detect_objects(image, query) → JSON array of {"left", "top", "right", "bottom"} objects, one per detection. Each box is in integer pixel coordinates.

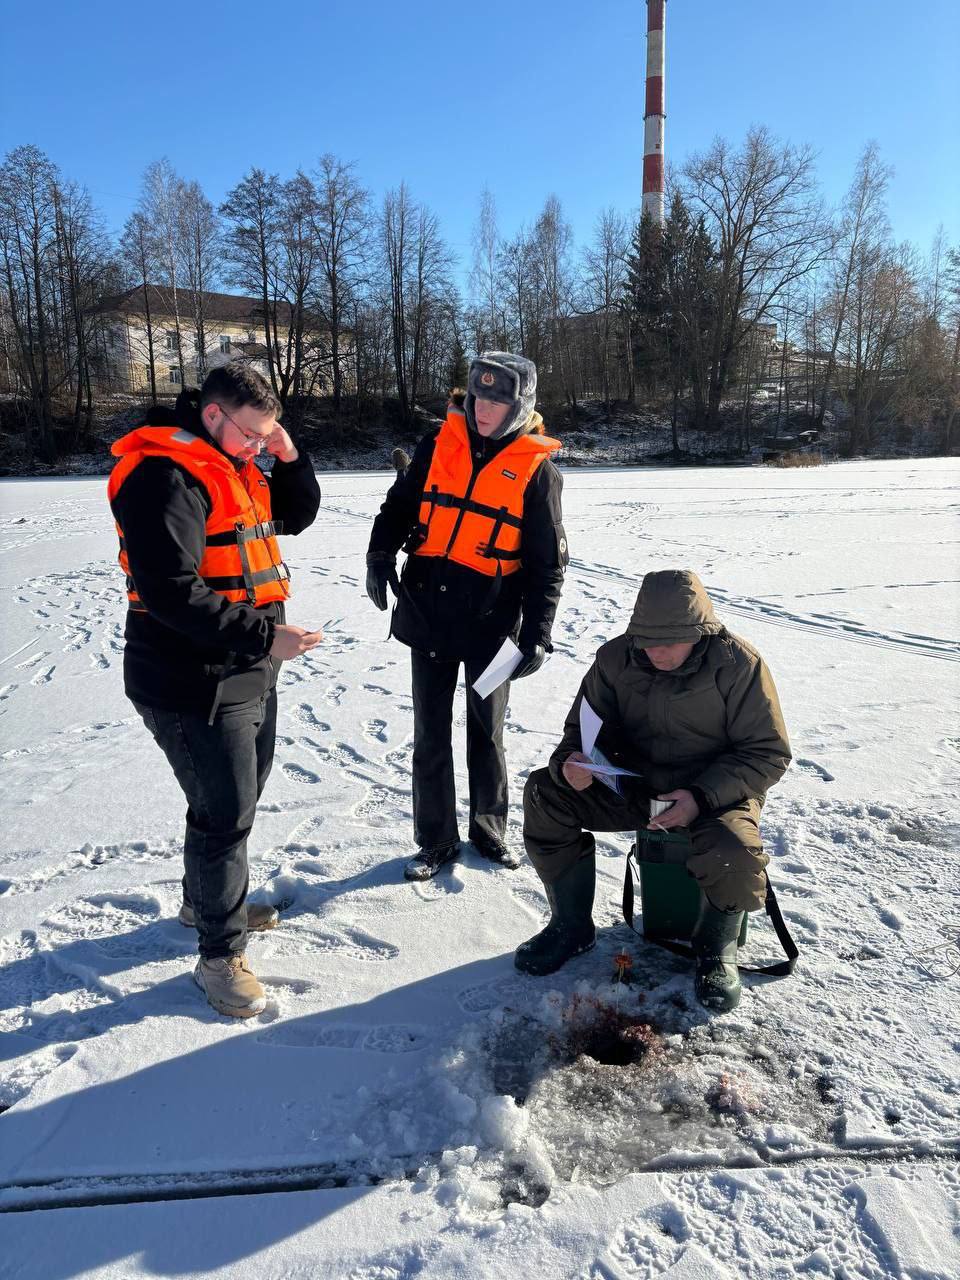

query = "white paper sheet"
[
  {"left": 575, "top": 761, "right": 642, "bottom": 778},
  {"left": 472, "top": 638, "right": 523, "bottom": 700},
  {"left": 579, "top": 698, "right": 603, "bottom": 758}
]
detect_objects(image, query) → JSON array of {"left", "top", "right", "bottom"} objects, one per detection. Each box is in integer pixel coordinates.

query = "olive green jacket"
[{"left": 550, "top": 629, "right": 792, "bottom": 813}]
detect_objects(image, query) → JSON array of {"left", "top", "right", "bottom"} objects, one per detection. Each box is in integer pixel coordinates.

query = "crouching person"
[{"left": 515, "top": 569, "right": 791, "bottom": 1012}]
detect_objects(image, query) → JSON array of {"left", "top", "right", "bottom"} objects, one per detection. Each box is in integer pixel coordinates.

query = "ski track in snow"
[
  {"left": 569, "top": 557, "right": 960, "bottom": 663},
  {"left": 0, "top": 461, "right": 958, "bottom": 1277}
]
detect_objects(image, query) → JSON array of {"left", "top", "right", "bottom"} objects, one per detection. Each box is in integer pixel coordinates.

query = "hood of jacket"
[{"left": 626, "top": 569, "right": 724, "bottom": 648}]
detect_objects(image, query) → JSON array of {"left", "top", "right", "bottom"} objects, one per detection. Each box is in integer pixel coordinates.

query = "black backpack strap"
[
  {"left": 622, "top": 845, "right": 638, "bottom": 930},
  {"left": 622, "top": 852, "right": 798, "bottom": 977},
  {"left": 750, "top": 873, "right": 799, "bottom": 976}
]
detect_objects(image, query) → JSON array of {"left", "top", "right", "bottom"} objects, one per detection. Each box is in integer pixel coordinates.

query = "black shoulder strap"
[{"left": 622, "top": 849, "right": 798, "bottom": 977}]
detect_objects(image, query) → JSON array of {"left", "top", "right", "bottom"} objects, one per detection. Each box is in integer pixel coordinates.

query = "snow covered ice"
[{"left": 0, "top": 458, "right": 958, "bottom": 1277}]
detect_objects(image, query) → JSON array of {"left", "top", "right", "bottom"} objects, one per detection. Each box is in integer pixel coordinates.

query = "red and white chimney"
[{"left": 642, "top": 0, "right": 666, "bottom": 225}]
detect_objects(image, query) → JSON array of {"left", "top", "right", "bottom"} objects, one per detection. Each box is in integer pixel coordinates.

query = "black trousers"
[
  {"left": 410, "top": 650, "right": 510, "bottom": 849},
  {"left": 133, "top": 690, "right": 277, "bottom": 958}
]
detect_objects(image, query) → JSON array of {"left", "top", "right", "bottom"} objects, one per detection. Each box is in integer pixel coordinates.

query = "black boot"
[
  {"left": 691, "top": 893, "right": 744, "bottom": 1012},
  {"left": 404, "top": 840, "right": 460, "bottom": 881},
  {"left": 471, "top": 833, "right": 522, "bottom": 870},
  {"left": 514, "top": 855, "right": 596, "bottom": 975}
]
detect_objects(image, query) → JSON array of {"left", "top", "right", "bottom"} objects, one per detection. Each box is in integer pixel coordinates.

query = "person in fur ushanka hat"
[{"left": 365, "top": 352, "right": 569, "bottom": 881}]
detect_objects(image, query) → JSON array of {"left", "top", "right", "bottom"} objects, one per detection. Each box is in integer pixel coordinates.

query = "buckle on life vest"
[{"left": 404, "top": 524, "right": 428, "bottom": 554}]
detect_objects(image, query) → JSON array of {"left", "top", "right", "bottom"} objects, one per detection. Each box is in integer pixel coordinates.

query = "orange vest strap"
[{"left": 203, "top": 519, "right": 284, "bottom": 547}]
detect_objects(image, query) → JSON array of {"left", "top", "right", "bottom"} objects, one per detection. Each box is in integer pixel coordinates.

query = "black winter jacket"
[
  {"left": 109, "top": 393, "right": 321, "bottom": 713},
  {"left": 366, "top": 421, "right": 567, "bottom": 660}
]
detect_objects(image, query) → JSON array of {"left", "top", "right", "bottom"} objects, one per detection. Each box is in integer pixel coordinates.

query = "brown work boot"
[
  {"left": 179, "top": 901, "right": 279, "bottom": 932},
  {"left": 194, "top": 953, "right": 266, "bottom": 1018}
]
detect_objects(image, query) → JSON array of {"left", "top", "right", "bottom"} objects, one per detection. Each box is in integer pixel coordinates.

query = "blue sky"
[{"left": 2, "top": 0, "right": 957, "bottom": 279}]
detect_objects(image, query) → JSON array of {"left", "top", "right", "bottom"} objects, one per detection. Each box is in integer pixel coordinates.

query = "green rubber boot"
[
  {"left": 514, "top": 855, "right": 596, "bottom": 976},
  {"left": 691, "top": 893, "right": 744, "bottom": 1012}
]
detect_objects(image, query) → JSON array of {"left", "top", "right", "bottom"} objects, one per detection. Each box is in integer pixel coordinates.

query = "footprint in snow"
[
  {"left": 796, "top": 757, "right": 835, "bottom": 782},
  {"left": 14, "top": 650, "right": 50, "bottom": 670},
  {"left": 260, "top": 919, "right": 399, "bottom": 964},
  {"left": 292, "top": 703, "right": 331, "bottom": 732},
  {"left": 282, "top": 762, "right": 321, "bottom": 785},
  {"left": 0, "top": 1043, "right": 79, "bottom": 1112},
  {"left": 875, "top": 906, "right": 903, "bottom": 931},
  {"left": 363, "top": 718, "right": 388, "bottom": 743}
]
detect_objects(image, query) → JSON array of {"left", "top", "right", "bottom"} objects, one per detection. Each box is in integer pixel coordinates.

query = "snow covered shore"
[{"left": 0, "top": 459, "right": 958, "bottom": 1277}]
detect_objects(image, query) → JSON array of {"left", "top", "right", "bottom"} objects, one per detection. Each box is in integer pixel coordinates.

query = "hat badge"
[{"left": 480, "top": 371, "right": 495, "bottom": 387}]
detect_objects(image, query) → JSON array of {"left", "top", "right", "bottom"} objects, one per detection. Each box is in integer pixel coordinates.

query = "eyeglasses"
[{"left": 216, "top": 405, "right": 273, "bottom": 450}]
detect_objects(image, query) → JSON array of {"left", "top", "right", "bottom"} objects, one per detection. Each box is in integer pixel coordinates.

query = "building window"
[
  {"left": 220, "top": 335, "right": 231, "bottom": 354},
  {"left": 168, "top": 366, "right": 181, "bottom": 385},
  {"left": 165, "top": 331, "right": 179, "bottom": 351}
]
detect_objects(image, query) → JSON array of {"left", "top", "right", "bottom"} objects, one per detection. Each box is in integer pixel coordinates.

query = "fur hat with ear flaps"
[
  {"left": 627, "top": 569, "right": 725, "bottom": 648},
  {"left": 464, "top": 351, "right": 538, "bottom": 439}
]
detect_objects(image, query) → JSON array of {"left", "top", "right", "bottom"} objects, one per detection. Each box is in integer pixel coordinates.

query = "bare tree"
[
  {"left": 531, "top": 195, "right": 576, "bottom": 405},
  {"left": 139, "top": 159, "right": 187, "bottom": 384},
  {"left": 941, "top": 248, "right": 960, "bottom": 451},
  {"left": 470, "top": 189, "right": 503, "bottom": 350},
  {"left": 119, "top": 212, "right": 159, "bottom": 402},
  {"left": 312, "top": 154, "right": 369, "bottom": 414},
  {"left": 0, "top": 145, "right": 59, "bottom": 459},
  {"left": 582, "top": 207, "right": 629, "bottom": 410},
  {"left": 221, "top": 168, "right": 283, "bottom": 398},
  {"left": 409, "top": 203, "right": 453, "bottom": 409},
  {"left": 52, "top": 178, "right": 110, "bottom": 442},
  {"left": 381, "top": 184, "right": 414, "bottom": 419},
  {"left": 683, "top": 127, "right": 833, "bottom": 429},
  {"left": 276, "top": 171, "right": 322, "bottom": 412},
  {"left": 843, "top": 240, "right": 922, "bottom": 452},
  {"left": 178, "top": 180, "right": 220, "bottom": 380},
  {"left": 814, "top": 142, "right": 891, "bottom": 427}
]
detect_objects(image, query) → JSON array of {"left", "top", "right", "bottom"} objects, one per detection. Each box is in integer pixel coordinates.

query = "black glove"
[
  {"left": 512, "top": 644, "right": 546, "bottom": 680},
  {"left": 366, "top": 561, "right": 400, "bottom": 611}
]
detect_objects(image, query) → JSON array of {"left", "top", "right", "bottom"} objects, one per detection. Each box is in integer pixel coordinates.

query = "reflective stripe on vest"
[
  {"left": 413, "top": 410, "right": 560, "bottom": 577},
  {"left": 107, "top": 425, "right": 291, "bottom": 611}
]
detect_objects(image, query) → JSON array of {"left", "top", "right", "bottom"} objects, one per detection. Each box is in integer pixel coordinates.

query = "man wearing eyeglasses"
[{"left": 108, "top": 362, "right": 322, "bottom": 1017}]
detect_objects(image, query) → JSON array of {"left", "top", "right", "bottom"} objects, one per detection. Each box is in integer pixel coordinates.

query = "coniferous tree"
[{"left": 626, "top": 208, "right": 668, "bottom": 398}]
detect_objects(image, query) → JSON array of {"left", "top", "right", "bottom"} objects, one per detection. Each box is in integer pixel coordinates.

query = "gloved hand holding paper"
[
  {"left": 578, "top": 698, "right": 642, "bottom": 792},
  {"left": 473, "top": 638, "right": 523, "bottom": 700}
]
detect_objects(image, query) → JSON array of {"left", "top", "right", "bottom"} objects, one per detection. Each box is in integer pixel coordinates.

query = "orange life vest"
[
  {"left": 412, "top": 410, "right": 560, "bottom": 577},
  {"left": 107, "top": 425, "right": 291, "bottom": 612}
]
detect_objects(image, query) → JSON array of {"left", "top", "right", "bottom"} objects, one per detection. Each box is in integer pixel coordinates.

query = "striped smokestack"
[{"left": 642, "top": 0, "right": 666, "bottom": 225}]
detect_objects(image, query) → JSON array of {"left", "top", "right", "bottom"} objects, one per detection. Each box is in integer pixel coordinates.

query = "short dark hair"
[{"left": 200, "top": 362, "right": 281, "bottom": 418}]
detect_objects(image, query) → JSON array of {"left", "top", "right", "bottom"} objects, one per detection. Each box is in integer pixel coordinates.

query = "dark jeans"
[
  {"left": 133, "top": 691, "right": 277, "bottom": 958},
  {"left": 523, "top": 767, "right": 769, "bottom": 913},
  {"left": 410, "top": 650, "right": 509, "bottom": 849}
]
